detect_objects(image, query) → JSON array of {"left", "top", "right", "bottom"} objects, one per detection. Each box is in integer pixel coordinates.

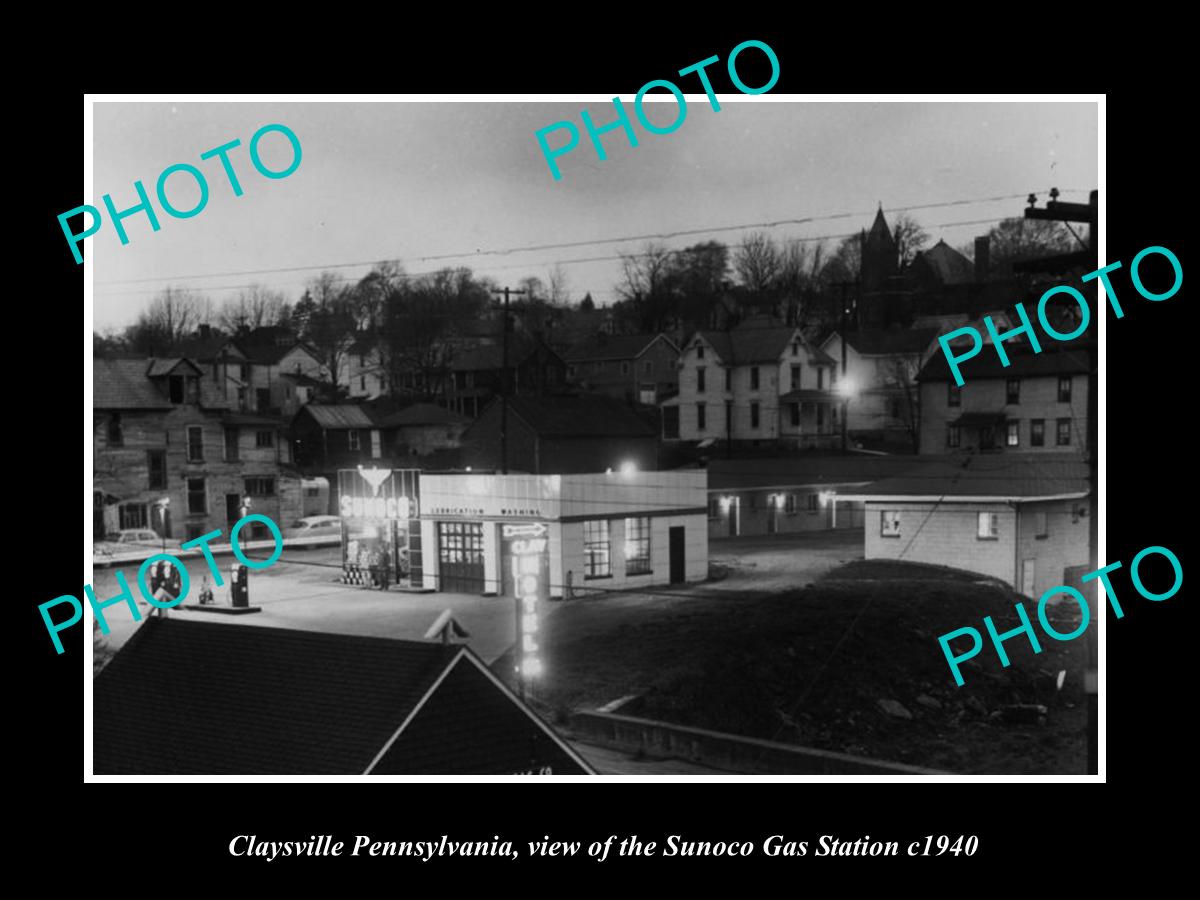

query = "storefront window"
[
  {"left": 624, "top": 517, "right": 651, "bottom": 575},
  {"left": 584, "top": 519, "right": 611, "bottom": 579}
]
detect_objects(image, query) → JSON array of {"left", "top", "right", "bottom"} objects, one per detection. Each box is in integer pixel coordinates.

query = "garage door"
[{"left": 437, "top": 522, "right": 484, "bottom": 594}]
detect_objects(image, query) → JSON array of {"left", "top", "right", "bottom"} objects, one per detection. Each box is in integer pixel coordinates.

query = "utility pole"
[
  {"left": 491, "top": 286, "right": 527, "bottom": 474},
  {"left": 1025, "top": 188, "right": 1098, "bottom": 775}
]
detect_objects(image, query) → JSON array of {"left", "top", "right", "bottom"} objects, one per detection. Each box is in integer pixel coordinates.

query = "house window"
[
  {"left": 695, "top": 343, "right": 704, "bottom": 360},
  {"left": 244, "top": 476, "right": 276, "bottom": 497},
  {"left": 147, "top": 450, "right": 167, "bottom": 489},
  {"left": 696, "top": 403, "right": 706, "bottom": 431},
  {"left": 1034, "top": 511, "right": 1049, "bottom": 539},
  {"left": 663, "top": 406, "right": 680, "bottom": 439},
  {"left": 888, "top": 398, "right": 902, "bottom": 419},
  {"left": 224, "top": 427, "right": 239, "bottom": 461},
  {"left": 697, "top": 367, "right": 706, "bottom": 393},
  {"left": 785, "top": 494, "right": 798, "bottom": 515},
  {"left": 107, "top": 413, "right": 123, "bottom": 447},
  {"left": 750, "top": 402, "right": 760, "bottom": 429},
  {"left": 567, "top": 365, "right": 576, "bottom": 378},
  {"left": 791, "top": 365, "right": 801, "bottom": 389},
  {"left": 1031, "top": 419, "right": 1045, "bottom": 447},
  {"left": 186, "top": 425, "right": 204, "bottom": 462},
  {"left": 169, "top": 375, "right": 185, "bottom": 403},
  {"left": 1056, "top": 418, "right": 1072, "bottom": 446},
  {"left": 1006, "top": 421, "right": 1020, "bottom": 447},
  {"left": 1007, "top": 378, "right": 1021, "bottom": 404},
  {"left": 948, "top": 383, "right": 962, "bottom": 407},
  {"left": 724, "top": 368, "right": 732, "bottom": 391},
  {"left": 583, "top": 519, "right": 611, "bottom": 578},
  {"left": 790, "top": 403, "right": 800, "bottom": 427},
  {"left": 119, "top": 503, "right": 148, "bottom": 530},
  {"left": 947, "top": 425, "right": 961, "bottom": 448},
  {"left": 348, "top": 430, "right": 361, "bottom": 451},
  {"left": 644, "top": 360, "right": 653, "bottom": 374},
  {"left": 240, "top": 363, "right": 252, "bottom": 381},
  {"left": 750, "top": 367, "right": 760, "bottom": 390},
  {"left": 725, "top": 401, "right": 732, "bottom": 434},
  {"left": 359, "top": 376, "right": 366, "bottom": 391},
  {"left": 880, "top": 510, "right": 901, "bottom": 538},
  {"left": 255, "top": 429, "right": 274, "bottom": 449},
  {"left": 707, "top": 498, "right": 719, "bottom": 520},
  {"left": 1058, "top": 376, "right": 1072, "bottom": 403},
  {"left": 977, "top": 511, "right": 999, "bottom": 540},
  {"left": 624, "top": 517, "right": 651, "bottom": 575},
  {"left": 187, "top": 478, "right": 207, "bottom": 514},
  {"left": 791, "top": 341, "right": 799, "bottom": 356},
  {"left": 817, "top": 368, "right": 826, "bottom": 389}
]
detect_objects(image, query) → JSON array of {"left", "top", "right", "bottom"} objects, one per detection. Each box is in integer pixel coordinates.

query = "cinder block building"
[{"left": 842, "top": 454, "right": 1091, "bottom": 599}]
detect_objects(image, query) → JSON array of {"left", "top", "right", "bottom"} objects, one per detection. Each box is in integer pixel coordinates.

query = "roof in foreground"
[
  {"left": 94, "top": 618, "right": 461, "bottom": 774},
  {"left": 298, "top": 403, "right": 377, "bottom": 429},
  {"left": 839, "top": 453, "right": 1090, "bottom": 501}
]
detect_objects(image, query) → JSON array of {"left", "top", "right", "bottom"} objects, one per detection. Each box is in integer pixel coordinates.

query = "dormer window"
[
  {"left": 792, "top": 341, "right": 799, "bottom": 356},
  {"left": 169, "top": 375, "right": 184, "bottom": 403},
  {"left": 695, "top": 343, "right": 704, "bottom": 360}
]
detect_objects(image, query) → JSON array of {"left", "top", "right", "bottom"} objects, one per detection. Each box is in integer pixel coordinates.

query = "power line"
[{"left": 94, "top": 190, "right": 1088, "bottom": 290}]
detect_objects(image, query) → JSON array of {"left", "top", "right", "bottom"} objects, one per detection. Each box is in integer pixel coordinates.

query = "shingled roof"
[
  {"left": 502, "top": 393, "right": 656, "bottom": 437},
  {"left": 840, "top": 453, "right": 1090, "bottom": 501},
  {"left": 93, "top": 357, "right": 230, "bottom": 410},
  {"left": 918, "top": 342, "right": 1092, "bottom": 382},
  {"left": 93, "top": 617, "right": 594, "bottom": 775},
  {"left": 695, "top": 324, "right": 803, "bottom": 365},
  {"left": 298, "top": 403, "right": 377, "bottom": 429}
]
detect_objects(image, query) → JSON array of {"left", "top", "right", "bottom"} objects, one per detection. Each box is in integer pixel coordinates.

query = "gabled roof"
[
  {"left": 564, "top": 333, "right": 678, "bottom": 362},
  {"left": 93, "top": 617, "right": 593, "bottom": 775},
  {"left": 832, "top": 327, "right": 939, "bottom": 356},
  {"left": 915, "top": 239, "right": 975, "bottom": 285},
  {"left": 918, "top": 342, "right": 1091, "bottom": 383},
  {"left": 377, "top": 403, "right": 471, "bottom": 428},
  {"left": 497, "top": 393, "right": 656, "bottom": 438},
  {"left": 93, "top": 357, "right": 229, "bottom": 410},
  {"left": 298, "top": 404, "right": 377, "bottom": 430},
  {"left": 146, "top": 358, "right": 203, "bottom": 378},
  {"left": 692, "top": 323, "right": 806, "bottom": 365},
  {"left": 865, "top": 207, "right": 896, "bottom": 248},
  {"left": 840, "top": 453, "right": 1090, "bottom": 502},
  {"left": 173, "top": 334, "right": 243, "bottom": 362}
]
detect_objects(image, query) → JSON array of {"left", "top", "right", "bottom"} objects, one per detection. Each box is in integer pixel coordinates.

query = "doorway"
[
  {"left": 1021, "top": 558, "right": 1036, "bottom": 596},
  {"left": 669, "top": 526, "right": 685, "bottom": 584}
]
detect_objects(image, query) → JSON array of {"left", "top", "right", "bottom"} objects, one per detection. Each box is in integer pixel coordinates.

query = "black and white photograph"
[{"left": 76, "top": 94, "right": 1111, "bottom": 779}]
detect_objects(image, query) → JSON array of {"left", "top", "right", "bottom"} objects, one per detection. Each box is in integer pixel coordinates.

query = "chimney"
[{"left": 974, "top": 236, "right": 990, "bottom": 281}]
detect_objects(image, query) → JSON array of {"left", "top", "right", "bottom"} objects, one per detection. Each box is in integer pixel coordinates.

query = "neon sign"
[
  {"left": 339, "top": 494, "right": 412, "bottom": 520},
  {"left": 505, "top": 523, "right": 547, "bottom": 683}
]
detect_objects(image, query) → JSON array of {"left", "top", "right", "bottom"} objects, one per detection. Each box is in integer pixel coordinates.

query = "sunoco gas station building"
[{"left": 338, "top": 468, "right": 708, "bottom": 598}]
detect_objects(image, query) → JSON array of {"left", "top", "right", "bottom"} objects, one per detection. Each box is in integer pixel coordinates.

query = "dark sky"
[{"left": 91, "top": 99, "right": 1098, "bottom": 330}]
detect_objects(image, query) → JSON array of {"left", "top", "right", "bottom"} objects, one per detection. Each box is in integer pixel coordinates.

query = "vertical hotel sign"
[
  {"left": 337, "top": 467, "right": 421, "bottom": 587},
  {"left": 503, "top": 522, "right": 548, "bottom": 694}
]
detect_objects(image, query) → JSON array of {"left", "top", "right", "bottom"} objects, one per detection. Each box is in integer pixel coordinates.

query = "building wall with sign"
[{"left": 419, "top": 471, "right": 708, "bottom": 597}]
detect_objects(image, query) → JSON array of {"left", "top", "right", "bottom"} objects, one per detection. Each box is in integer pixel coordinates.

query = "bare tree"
[
  {"left": 547, "top": 263, "right": 571, "bottom": 306},
  {"left": 980, "top": 218, "right": 1079, "bottom": 271},
  {"left": 302, "top": 273, "right": 356, "bottom": 394},
  {"left": 219, "top": 284, "right": 290, "bottom": 334},
  {"left": 882, "top": 353, "right": 924, "bottom": 453},
  {"left": 124, "top": 287, "right": 213, "bottom": 354},
  {"left": 892, "top": 213, "right": 931, "bottom": 268},
  {"left": 733, "top": 231, "right": 782, "bottom": 293}
]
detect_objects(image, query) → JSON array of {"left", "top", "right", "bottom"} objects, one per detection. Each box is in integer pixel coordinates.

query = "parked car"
[
  {"left": 93, "top": 529, "right": 181, "bottom": 563},
  {"left": 285, "top": 515, "right": 342, "bottom": 544}
]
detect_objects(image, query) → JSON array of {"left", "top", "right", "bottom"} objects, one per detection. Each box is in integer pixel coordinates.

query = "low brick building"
[{"left": 841, "top": 454, "right": 1091, "bottom": 599}]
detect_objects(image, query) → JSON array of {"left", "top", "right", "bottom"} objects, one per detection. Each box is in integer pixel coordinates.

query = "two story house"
[
  {"left": 93, "top": 356, "right": 301, "bottom": 543},
  {"left": 917, "top": 341, "right": 1091, "bottom": 454},
  {"left": 662, "top": 320, "right": 840, "bottom": 448},
  {"left": 564, "top": 333, "right": 679, "bottom": 405}
]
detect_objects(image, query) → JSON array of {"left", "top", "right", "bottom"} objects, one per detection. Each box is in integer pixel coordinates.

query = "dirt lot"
[{"left": 521, "top": 557, "right": 1089, "bottom": 775}]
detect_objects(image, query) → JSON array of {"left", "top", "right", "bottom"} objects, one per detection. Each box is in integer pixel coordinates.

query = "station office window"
[
  {"left": 348, "top": 430, "right": 361, "bottom": 451},
  {"left": 977, "top": 511, "right": 999, "bottom": 539},
  {"left": 807, "top": 493, "right": 818, "bottom": 513},
  {"left": 1035, "top": 511, "right": 1049, "bottom": 539},
  {"left": 624, "top": 517, "right": 651, "bottom": 575},
  {"left": 707, "top": 497, "right": 719, "bottom": 520},
  {"left": 880, "top": 510, "right": 901, "bottom": 538},
  {"left": 1006, "top": 421, "right": 1020, "bottom": 447},
  {"left": 1031, "top": 419, "right": 1045, "bottom": 447},
  {"left": 583, "top": 519, "right": 611, "bottom": 579},
  {"left": 785, "top": 494, "right": 798, "bottom": 515}
]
